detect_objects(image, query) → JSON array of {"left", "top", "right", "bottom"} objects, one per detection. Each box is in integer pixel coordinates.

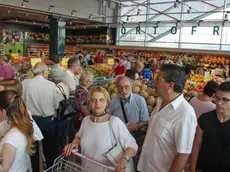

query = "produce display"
[
  {"left": 66, "top": 35, "right": 113, "bottom": 44},
  {"left": 184, "top": 74, "right": 223, "bottom": 94},
  {"left": 104, "top": 79, "right": 157, "bottom": 114},
  {"left": 25, "top": 32, "right": 49, "bottom": 41},
  {"left": 27, "top": 44, "right": 49, "bottom": 58},
  {"left": 88, "top": 64, "right": 111, "bottom": 77}
]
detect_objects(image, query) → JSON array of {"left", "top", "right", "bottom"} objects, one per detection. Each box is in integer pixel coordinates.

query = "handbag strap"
[
  {"left": 120, "top": 99, "right": 128, "bottom": 123},
  {"left": 57, "top": 85, "right": 67, "bottom": 100}
]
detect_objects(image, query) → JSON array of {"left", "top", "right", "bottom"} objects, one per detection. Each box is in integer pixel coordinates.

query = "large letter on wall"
[
  {"left": 121, "top": 26, "right": 126, "bottom": 34},
  {"left": 213, "top": 26, "right": 220, "bottom": 35},
  {"left": 171, "top": 26, "right": 177, "bottom": 34},
  {"left": 191, "top": 26, "right": 197, "bottom": 35},
  {"left": 136, "top": 26, "right": 141, "bottom": 34}
]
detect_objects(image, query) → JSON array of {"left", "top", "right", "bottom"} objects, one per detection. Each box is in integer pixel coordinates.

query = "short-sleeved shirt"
[
  {"left": 94, "top": 56, "right": 104, "bottom": 63},
  {"left": 62, "top": 69, "right": 76, "bottom": 92},
  {"left": 0, "top": 128, "right": 31, "bottom": 172},
  {"left": 109, "top": 93, "right": 149, "bottom": 124},
  {"left": 138, "top": 94, "right": 197, "bottom": 172},
  {"left": 114, "top": 65, "right": 126, "bottom": 76},
  {"left": 189, "top": 97, "right": 216, "bottom": 118},
  {"left": 197, "top": 110, "right": 230, "bottom": 171}
]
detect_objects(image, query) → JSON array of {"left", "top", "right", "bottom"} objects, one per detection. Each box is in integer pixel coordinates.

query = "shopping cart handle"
[{"left": 71, "top": 149, "right": 115, "bottom": 171}]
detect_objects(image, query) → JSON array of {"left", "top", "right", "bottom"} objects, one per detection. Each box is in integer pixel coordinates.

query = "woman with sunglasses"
[
  {"left": 190, "top": 81, "right": 230, "bottom": 172},
  {"left": 0, "top": 90, "right": 34, "bottom": 171}
]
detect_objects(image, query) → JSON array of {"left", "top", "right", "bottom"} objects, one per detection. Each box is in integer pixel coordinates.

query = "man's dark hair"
[
  {"left": 160, "top": 64, "right": 186, "bottom": 93},
  {"left": 125, "top": 69, "right": 137, "bottom": 80},
  {"left": 203, "top": 80, "right": 219, "bottom": 97},
  {"left": 183, "top": 64, "right": 192, "bottom": 76},
  {"left": 218, "top": 81, "right": 230, "bottom": 93},
  {"left": 67, "top": 57, "right": 79, "bottom": 68}
]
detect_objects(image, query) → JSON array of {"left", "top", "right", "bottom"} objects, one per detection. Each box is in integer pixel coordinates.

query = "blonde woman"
[
  {"left": 75, "top": 71, "right": 94, "bottom": 130},
  {"left": 64, "top": 86, "right": 138, "bottom": 172},
  {"left": 0, "top": 90, "right": 34, "bottom": 171}
]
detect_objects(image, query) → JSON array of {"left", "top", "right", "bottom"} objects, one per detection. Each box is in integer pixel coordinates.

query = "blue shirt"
[
  {"left": 85, "top": 54, "right": 91, "bottom": 63},
  {"left": 109, "top": 93, "right": 149, "bottom": 124}
]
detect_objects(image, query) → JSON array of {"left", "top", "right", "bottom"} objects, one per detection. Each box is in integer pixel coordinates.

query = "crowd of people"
[{"left": 0, "top": 54, "right": 230, "bottom": 172}]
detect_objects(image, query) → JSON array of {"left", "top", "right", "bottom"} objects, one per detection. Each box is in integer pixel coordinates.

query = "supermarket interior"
[{"left": 1, "top": 0, "right": 230, "bottom": 172}]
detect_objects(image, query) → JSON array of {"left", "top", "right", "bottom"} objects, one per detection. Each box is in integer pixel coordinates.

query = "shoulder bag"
[
  {"left": 57, "top": 85, "right": 81, "bottom": 121},
  {"left": 106, "top": 116, "right": 135, "bottom": 172},
  {"left": 120, "top": 99, "right": 147, "bottom": 146}
]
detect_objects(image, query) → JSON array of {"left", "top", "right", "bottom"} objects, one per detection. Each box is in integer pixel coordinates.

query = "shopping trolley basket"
[{"left": 44, "top": 149, "right": 115, "bottom": 172}]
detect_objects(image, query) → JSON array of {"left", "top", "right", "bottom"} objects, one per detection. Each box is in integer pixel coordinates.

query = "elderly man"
[
  {"left": 22, "top": 62, "right": 59, "bottom": 169},
  {"left": 109, "top": 76, "right": 149, "bottom": 133},
  {"left": 62, "top": 57, "right": 81, "bottom": 94},
  {"left": 138, "top": 64, "right": 197, "bottom": 172}
]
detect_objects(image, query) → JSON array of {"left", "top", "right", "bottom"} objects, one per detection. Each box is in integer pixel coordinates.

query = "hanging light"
[
  {"left": 187, "top": 7, "right": 191, "bottom": 14},
  {"left": 84, "top": 26, "right": 86, "bottom": 29},
  {"left": 48, "top": 5, "right": 54, "bottom": 13},
  {"left": 225, "top": 13, "right": 228, "bottom": 19},
  {"left": 137, "top": 9, "right": 140, "bottom": 15},
  {"left": 174, "top": 0, "right": 179, "bottom": 8},
  {"left": 21, "top": 2, "right": 25, "bottom": 8},
  {"left": 69, "top": 20, "right": 72, "bottom": 25},
  {"left": 15, "top": 18, "right": 18, "bottom": 22},
  {"left": 119, "top": 4, "right": 122, "bottom": 10},
  {"left": 96, "top": 24, "right": 98, "bottom": 28},
  {"left": 41, "top": 25, "right": 44, "bottom": 28},
  {"left": 8, "top": 8, "right": 11, "bottom": 14},
  {"left": 71, "top": 10, "right": 76, "bottom": 17},
  {"left": 108, "top": 23, "right": 111, "bottom": 28},
  {"left": 89, "top": 14, "right": 92, "bottom": 20},
  {"left": 126, "top": 16, "right": 130, "bottom": 21},
  {"left": 33, "top": 21, "right": 36, "bottom": 24},
  {"left": 103, "top": 0, "right": 107, "bottom": 7},
  {"left": 26, "top": 13, "right": 29, "bottom": 17},
  {"left": 45, "top": 15, "right": 49, "bottom": 20}
]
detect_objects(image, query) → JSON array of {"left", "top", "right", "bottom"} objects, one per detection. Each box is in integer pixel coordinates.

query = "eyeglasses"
[
  {"left": 214, "top": 96, "right": 230, "bottom": 104},
  {"left": 117, "top": 85, "right": 131, "bottom": 90}
]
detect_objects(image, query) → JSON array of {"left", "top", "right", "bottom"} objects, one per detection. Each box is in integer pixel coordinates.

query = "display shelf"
[{"left": 27, "top": 43, "right": 49, "bottom": 58}]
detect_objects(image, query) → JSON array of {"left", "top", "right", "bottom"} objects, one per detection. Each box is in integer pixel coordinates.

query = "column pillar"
[{"left": 49, "top": 16, "right": 66, "bottom": 60}]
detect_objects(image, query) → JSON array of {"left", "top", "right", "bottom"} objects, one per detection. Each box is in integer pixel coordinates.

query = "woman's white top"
[
  {"left": 76, "top": 116, "right": 138, "bottom": 172},
  {"left": 0, "top": 127, "right": 31, "bottom": 172},
  {"left": 0, "top": 110, "right": 43, "bottom": 141}
]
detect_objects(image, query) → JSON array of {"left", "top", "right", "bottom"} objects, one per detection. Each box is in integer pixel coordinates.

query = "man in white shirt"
[
  {"left": 138, "top": 64, "right": 197, "bottom": 172},
  {"left": 22, "top": 62, "right": 59, "bottom": 169},
  {"left": 62, "top": 57, "right": 81, "bottom": 94}
]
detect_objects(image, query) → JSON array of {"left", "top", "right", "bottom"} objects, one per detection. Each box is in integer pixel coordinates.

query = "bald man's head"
[{"left": 32, "top": 62, "right": 49, "bottom": 78}]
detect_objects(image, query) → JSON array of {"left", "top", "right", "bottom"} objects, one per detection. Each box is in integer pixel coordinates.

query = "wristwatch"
[{"left": 122, "top": 156, "right": 130, "bottom": 163}]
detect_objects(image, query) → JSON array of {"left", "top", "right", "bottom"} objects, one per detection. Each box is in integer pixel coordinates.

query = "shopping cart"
[{"left": 44, "top": 149, "right": 115, "bottom": 172}]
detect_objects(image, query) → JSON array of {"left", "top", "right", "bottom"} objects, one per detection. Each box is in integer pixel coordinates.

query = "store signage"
[{"left": 121, "top": 26, "right": 220, "bottom": 35}]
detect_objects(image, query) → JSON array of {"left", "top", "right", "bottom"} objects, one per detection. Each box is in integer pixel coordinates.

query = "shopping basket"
[{"left": 44, "top": 149, "right": 115, "bottom": 172}]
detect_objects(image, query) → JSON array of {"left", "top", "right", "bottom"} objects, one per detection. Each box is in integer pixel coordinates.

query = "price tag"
[
  {"left": 107, "top": 58, "right": 114, "bottom": 66},
  {"left": 30, "top": 58, "right": 41, "bottom": 66},
  {"left": 62, "top": 58, "right": 69, "bottom": 69}
]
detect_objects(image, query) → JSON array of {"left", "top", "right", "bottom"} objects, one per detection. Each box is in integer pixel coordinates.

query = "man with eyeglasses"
[
  {"left": 109, "top": 76, "right": 149, "bottom": 135},
  {"left": 190, "top": 81, "right": 230, "bottom": 172}
]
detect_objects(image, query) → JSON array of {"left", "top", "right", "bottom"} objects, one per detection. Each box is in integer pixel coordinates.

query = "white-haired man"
[{"left": 22, "top": 62, "right": 59, "bottom": 170}]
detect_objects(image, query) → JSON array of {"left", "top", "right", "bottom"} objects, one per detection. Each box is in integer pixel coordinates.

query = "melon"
[
  {"left": 108, "top": 79, "right": 115, "bottom": 85},
  {"left": 139, "top": 91, "right": 149, "bottom": 99},
  {"left": 152, "top": 89, "right": 158, "bottom": 97},
  {"left": 104, "top": 83, "right": 109, "bottom": 89},
  {"left": 112, "top": 87, "right": 118, "bottom": 93},
  {"left": 148, "top": 106, "right": 153, "bottom": 113},
  {"left": 140, "top": 84, "right": 147, "bottom": 91},
  {"left": 133, "top": 80, "right": 141, "bottom": 86},
  {"left": 132, "top": 86, "right": 140, "bottom": 93},
  {"left": 147, "top": 96, "right": 156, "bottom": 106},
  {"left": 108, "top": 84, "right": 116, "bottom": 92}
]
